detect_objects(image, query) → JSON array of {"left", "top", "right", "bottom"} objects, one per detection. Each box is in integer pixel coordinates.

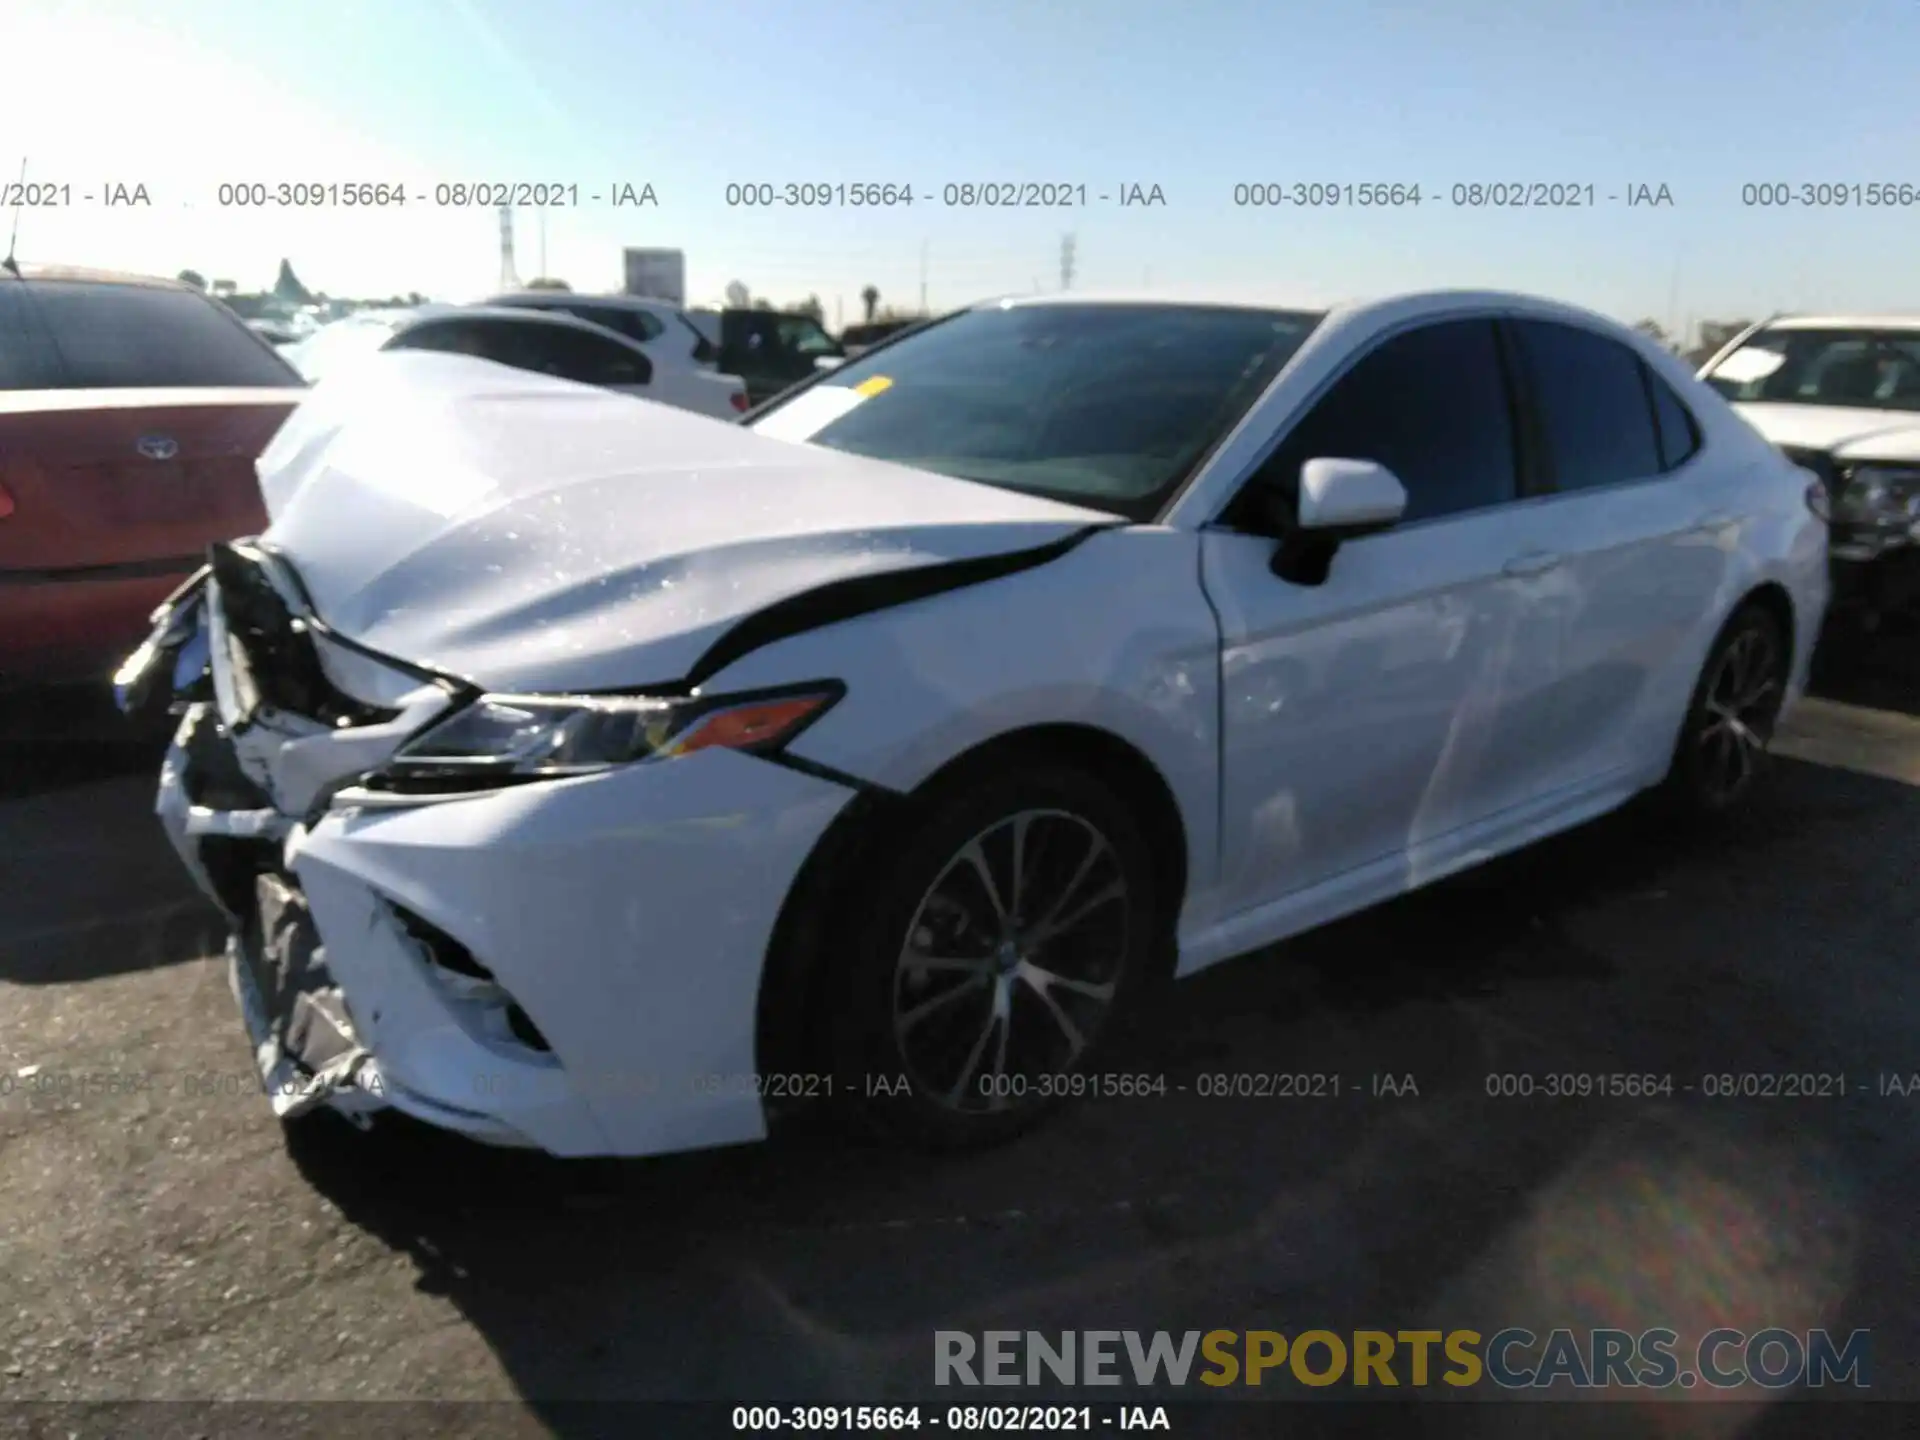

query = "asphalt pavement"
[{"left": 2, "top": 626, "right": 1919, "bottom": 1439}]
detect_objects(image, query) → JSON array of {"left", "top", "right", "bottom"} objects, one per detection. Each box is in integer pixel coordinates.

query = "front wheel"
[
  {"left": 827, "top": 764, "right": 1163, "bottom": 1152},
  {"left": 1664, "top": 603, "right": 1791, "bottom": 819}
]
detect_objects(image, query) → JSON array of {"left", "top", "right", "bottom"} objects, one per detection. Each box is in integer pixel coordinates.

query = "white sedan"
[{"left": 118, "top": 291, "right": 1829, "bottom": 1159}]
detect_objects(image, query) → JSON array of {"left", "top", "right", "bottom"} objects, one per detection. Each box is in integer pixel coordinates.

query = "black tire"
[
  {"left": 1663, "top": 602, "right": 1791, "bottom": 820},
  {"left": 825, "top": 762, "right": 1164, "bottom": 1152}
]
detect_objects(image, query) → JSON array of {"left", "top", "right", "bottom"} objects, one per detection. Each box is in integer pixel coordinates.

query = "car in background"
[
  {"left": 246, "top": 317, "right": 304, "bottom": 347},
  {"left": 1700, "top": 315, "right": 1920, "bottom": 628},
  {"left": 122, "top": 290, "right": 1826, "bottom": 1161},
  {"left": 383, "top": 307, "right": 749, "bottom": 418},
  {"left": 280, "top": 306, "right": 457, "bottom": 384},
  {"left": 485, "top": 290, "right": 751, "bottom": 398},
  {"left": 0, "top": 266, "right": 306, "bottom": 690},
  {"left": 684, "top": 307, "right": 846, "bottom": 406}
]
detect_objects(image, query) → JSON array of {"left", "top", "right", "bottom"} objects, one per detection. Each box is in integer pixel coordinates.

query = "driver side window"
[{"left": 1240, "top": 318, "right": 1520, "bottom": 527}]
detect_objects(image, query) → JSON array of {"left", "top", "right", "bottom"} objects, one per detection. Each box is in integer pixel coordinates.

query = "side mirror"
[
  {"left": 1269, "top": 457, "right": 1407, "bottom": 585},
  {"left": 1296, "top": 457, "right": 1407, "bottom": 533}
]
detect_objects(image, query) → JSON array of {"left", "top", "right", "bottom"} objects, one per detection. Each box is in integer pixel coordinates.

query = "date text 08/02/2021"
[
  {"left": 732, "top": 1405, "right": 1173, "bottom": 1432},
  {"left": 455, "top": 1071, "right": 1431, "bottom": 1104}
]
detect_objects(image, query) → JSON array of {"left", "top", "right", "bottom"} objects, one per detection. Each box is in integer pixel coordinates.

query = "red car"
[{"left": 0, "top": 266, "right": 307, "bottom": 690}]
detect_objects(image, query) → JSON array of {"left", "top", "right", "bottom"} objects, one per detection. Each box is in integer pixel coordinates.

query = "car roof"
[
  {"left": 1759, "top": 314, "right": 1920, "bottom": 332},
  {"left": 399, "top": 304, "right": 642, "bottom": 339},
  {"left": 972, "top": 287, "right": 1645, "bottom": 331},
  {"left": 12, "top": 264, "right": 193, "bottom": 290},
  {"left": 488, "top": 291, "right": 684, "bottom": 315}
]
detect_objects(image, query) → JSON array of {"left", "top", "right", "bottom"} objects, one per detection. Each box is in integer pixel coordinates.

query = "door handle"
[
  {"left": 1502, "top": 551, "right": 1562, "bottom": 578},
  {"left": 1693, "top": 510, "right": 1736, "bottom": 533}
]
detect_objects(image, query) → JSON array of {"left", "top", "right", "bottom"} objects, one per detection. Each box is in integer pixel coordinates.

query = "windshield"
[
  {"left": 746, "top": 302, "right": 1324, "bottom": 518},
  {"left": 1702, "top": 327, "right": 1920, "bottom": 412}
]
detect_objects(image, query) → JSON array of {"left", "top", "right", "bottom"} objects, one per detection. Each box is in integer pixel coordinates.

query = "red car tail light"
[{"left": 730, "top": 391, "right": 750, "bottom": 413}]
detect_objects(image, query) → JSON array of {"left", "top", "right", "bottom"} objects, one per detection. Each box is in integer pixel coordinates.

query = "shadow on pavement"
[
  {"left": 0, "top": 687, "right": 217, "bottom": 984},
  {"left": 0, "top": 684, "right": 168, "bottom": 802}
]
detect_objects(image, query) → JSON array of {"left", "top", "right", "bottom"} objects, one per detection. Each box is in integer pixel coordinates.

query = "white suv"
[{"left": 487, "top": 292, "right": 743, "bottom": 387}]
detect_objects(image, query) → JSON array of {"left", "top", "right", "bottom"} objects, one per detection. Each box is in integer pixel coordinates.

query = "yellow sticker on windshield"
[{"left": 853, "top": 375, "right": 894, "bottom": 397}]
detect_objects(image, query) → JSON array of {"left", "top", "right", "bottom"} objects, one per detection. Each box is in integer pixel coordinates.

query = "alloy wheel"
[
  {"left": 890, "top": 808, "right": 1131, "bottom": 1114},
  {"left": 1692, "top": 623, "right": 1784, "bottom": 807}
]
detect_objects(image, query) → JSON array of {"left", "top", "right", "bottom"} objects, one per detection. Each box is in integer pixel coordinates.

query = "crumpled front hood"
[
  {"left": 254, "top": 352, "right": 1108, "bottom": 693},
  {"left": 1733, "top": 402, "right": 1920, "bottom": 457}
]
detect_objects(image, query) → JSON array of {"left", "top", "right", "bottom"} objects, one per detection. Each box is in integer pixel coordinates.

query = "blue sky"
[{"left": 6, "top": 0, "right": 1915, "bottom": 335}]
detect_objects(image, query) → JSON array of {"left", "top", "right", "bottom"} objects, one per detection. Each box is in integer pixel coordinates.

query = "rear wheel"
[
  {"left": 1664, "top": 603, "right": 1790, "bottom": 818},
  {"left": 827, "top": 764, "right": 1162, "bottom": 1151}
]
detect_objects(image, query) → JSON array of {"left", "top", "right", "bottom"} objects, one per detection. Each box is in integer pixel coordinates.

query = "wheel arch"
[
  {"left": 1738, "top": 578, "right": 1798, "bottom": 673},
  {"left": 753, "top": 722, "right": 1190, "bottom": 1096}
]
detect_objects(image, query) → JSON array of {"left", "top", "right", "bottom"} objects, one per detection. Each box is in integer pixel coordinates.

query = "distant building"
[{"left": 623, "top": 249, "right": 686, "bottom": 305}]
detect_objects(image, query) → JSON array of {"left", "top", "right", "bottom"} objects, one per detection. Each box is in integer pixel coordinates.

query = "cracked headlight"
[
  {"left": 378, "top": 683, "right": 843, "bottom": 790},
  {"left": 1834, "top": 464, "right": 1920, "bottom": 532}
]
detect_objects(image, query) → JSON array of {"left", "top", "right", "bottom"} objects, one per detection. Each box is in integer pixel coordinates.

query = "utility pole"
[
  {"left": 539, "top": 209, "right": 548, "bottom": 280},
  {"left": 497, "top": 205, "right": 520, "bottom": 291},
  {"left": 1059, "top": 234, "right": 1076, "bottom": 292},
  {"left": 919, "top": 240, "right": 928, "bottom": 314},
  {"left": 836, "top": 295, "right": 844, "bottom": 328}
]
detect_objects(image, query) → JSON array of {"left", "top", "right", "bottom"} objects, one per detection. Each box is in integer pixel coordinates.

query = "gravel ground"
[{"left": 1, "top": 626, "right": 1918, "bottom": 1439}]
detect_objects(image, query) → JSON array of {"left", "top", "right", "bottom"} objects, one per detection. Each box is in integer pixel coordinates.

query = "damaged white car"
[{"left": 119, "top": 294, "right": 1828, "bottom": 1159}]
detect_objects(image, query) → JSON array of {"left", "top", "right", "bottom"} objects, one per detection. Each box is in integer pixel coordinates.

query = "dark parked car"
[
  {"left": 687, "top": 308, "right": 845, "bottom": 406},
  {"left": 0, "top": 267, "right": 306, "bottom": 689},
  {"left": 840, "top": 318, "right": 922, "bottom": 355}
]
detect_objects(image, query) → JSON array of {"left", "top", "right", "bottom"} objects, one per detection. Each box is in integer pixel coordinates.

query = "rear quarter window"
[
  {"left": 24, "top": 282, "right": 301, "bottom": 389},
  {"left": 1645, "top": 367, "right": 1703, "bottom": 470}
]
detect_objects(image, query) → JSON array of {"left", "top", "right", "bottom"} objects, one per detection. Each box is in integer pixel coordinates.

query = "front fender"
[{"left": 699, "top": 526, "right": 1226, "bottom": 932}]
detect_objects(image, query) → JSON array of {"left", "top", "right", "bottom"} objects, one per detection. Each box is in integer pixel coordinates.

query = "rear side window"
[
  {"left": 24, "top": 281, "right": 301, "bottom": 389},
  {"left": 490, "top": 295, "right": 665, "bottom": 347},
  {"left": 1512, "top": 319, "right": 1661, "bottom": 492},
  {"left": 391, "top": 318, "right": 650, "bottom": 387},
  {"left": 387, "top": 318, "right": 493, "bottom": 359},
  {"left": 1645, "top": 369, "right": 1702, "bottom": 470},
  {"left": 524, "top": 326, "right": 651, "bottom": 387},
  {"left": 677, "top": 315, "right": 718, "bottom": 364},
  {"left": 556, "top": 304, "right": 663, "bottom": 345},
  {"left": 0, "top": 285, "right": 68, "bottom": 388}
]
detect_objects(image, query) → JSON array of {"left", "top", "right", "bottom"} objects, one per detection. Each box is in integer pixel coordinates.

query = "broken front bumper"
[
  {"left": 155, "top": 699, "right": 859, "bottom": 1158},
  {"left": 228, "top": 867, "right": 386, "bottom": 1126},
  {"left": 133, "top": 546, "right": 864, "bottom": 1158}
]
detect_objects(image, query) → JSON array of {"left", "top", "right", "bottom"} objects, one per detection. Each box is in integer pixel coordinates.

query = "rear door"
[
  {"left": 0, "top": 280, "right": 303, "bottom": 575},
  {"left": 1502, "top": 317, "right": 1737, "bottom": 787}
]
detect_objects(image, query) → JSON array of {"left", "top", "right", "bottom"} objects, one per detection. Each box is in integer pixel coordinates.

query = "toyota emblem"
[{"left": 136, "top": 435, "right": 179, "bottom": 461}]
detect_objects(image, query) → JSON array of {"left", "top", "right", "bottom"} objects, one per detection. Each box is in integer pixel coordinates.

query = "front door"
[{"left": 1200, "top": 317, "right": 1565, "bottom": 926}]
